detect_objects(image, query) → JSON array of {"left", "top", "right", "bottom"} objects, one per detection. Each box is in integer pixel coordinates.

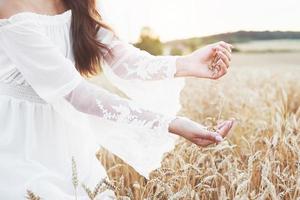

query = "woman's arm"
[
  {"left": 64, "top": 79, "right": 234, "bottom": 145},
  {"left": 64, "top": 79, "right": 176, "bottom": 132},
  {"left": 98, "top": 28, "right": 233, "bottom": 81},
  {"left": 0, "top": 20, "right": 232, "bottom": 146},
  {"left": 98, "top": 28, "right": 178, "bottom": 81}
]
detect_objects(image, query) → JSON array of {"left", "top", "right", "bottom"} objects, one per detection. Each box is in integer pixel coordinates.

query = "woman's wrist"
[
  {"left": 175, "top": 56, "right": 192, "bottom": 78},
  {"left": 168, "top": 116, "right": 190, "bottom": 136},
  {"left": 168, "top": 116, "right": 179, "bottom": 134}
]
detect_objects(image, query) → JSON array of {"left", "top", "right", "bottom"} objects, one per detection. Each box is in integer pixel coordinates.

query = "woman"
[{"left": 0, "top": 0, "right": 234, "bottom": 199}]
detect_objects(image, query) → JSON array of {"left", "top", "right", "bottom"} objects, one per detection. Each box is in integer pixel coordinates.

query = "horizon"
[
  {"left": 162, "top": 30, "right": 300, "bottom": 43},
  {"left": 98, "top": 0, "right": 300, "bottom": 43}
]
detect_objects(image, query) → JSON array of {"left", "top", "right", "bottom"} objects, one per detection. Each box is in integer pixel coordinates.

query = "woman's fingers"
[
  {"left": 217, "top": 120, "right": 228, "bottom": 130},
  {"left": 218, "top": 118, "right": 235, "bottom": 129},
  {"left": 195, "top": 139, "right": 215, "bottom": 147},
  {"left": 216, "top": 59, "right": 228, "bottom": 75},
  {"left": 210, "top": 53, "right": 227, "bottom": 71},
  {"left": 193, "top": 119, "right": 235, "bottom": 147},
  {"left": 216, "top": 51, "right": 230, "bottom": 68},
  {"left": 219, "top": 41, "right": 233, "bottom": 53},
  {"left": 194, "top": 129, "right": 223, "bottom": 147},
  {"left": 217, "top": 120, "right": 234, "bottom": 138},
  {"left": 197, "top": 120, "right": 234, "bottom": 146},
  {"left": 195, "top": 128, "right": 224, "bottom": 143},
  {"left": 213, "top": 46, "right": 232, "bottom": 61}
]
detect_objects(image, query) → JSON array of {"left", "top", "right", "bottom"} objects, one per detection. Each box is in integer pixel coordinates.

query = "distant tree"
[
  {"left": 134, "top": 27, "right": 163, "bottom": 55},
  {"left": 184, "top": 38, "right": 202, "bottom": 52},
  {"left": 170, "top": 47, "right": 183, "bottom": 55}
]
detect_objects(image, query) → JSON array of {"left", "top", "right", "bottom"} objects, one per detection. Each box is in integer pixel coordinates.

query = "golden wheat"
[
  {"left": 24, "top": 56, "right": 300, "bottom": 199},
  {"left": 97, "top": 65, "right": 300, "bottom": 200},
  {"left": 25, "top": 190, "right": 41, "bottom": 200}
]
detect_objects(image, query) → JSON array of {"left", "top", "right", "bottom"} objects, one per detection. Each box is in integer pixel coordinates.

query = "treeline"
[
  {"left": 134, "top": 27, "right": 300, "bottom": 55},
  {"left": 167, "top": 31, "right": 300, "bottom": 46}
]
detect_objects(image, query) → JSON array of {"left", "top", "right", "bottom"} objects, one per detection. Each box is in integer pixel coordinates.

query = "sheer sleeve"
[
  {"left": 0, "top": 20, "right": 182, "bottom": 178},
  {"left": 64, "top": 80, "right": 176, "bottom": 132},
  {"left": 0, "top": 21, "right": 176, "bottom": 132},
  {"left": 97, "top": 27, "right": 178, "bottom": 81},
  {"left": 0, "top": 22, "right": 82, "bottom": 102}
]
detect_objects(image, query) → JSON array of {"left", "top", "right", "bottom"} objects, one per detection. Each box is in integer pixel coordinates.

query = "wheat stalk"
[
  {"left": 25, "top": 190, "right": 41, "bottom": 200},
  {"left": 71, "top": 156, "right": 79, "bottom": 200}
]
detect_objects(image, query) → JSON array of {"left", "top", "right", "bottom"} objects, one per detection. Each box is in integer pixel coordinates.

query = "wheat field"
[{"left": 90, "top": 52, "right": 300, "bottom": 200}]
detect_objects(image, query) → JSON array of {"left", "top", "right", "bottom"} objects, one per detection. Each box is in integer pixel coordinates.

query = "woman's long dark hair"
[{"left": 64, "top": 0, "right": 113, "bottom": 77}]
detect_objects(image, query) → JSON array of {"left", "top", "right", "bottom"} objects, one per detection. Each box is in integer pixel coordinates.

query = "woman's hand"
[
  {"left": 169, "top": 116, "right": 234, "bottom": 147},
  {"left": 175, "top": 41, "right": 233, "bottom": 80}
]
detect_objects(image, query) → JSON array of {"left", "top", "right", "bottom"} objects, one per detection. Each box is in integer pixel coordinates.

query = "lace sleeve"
[
  {"left": 97, "top": 28, "right": 178, "bottom": 81},
  {"left": 0, "top": 19, "right": 180, "bottom": 179},
  {"left": 65, "top": 79, "right": 177, "bottom": 132},
  {"left": 0, "top": 20, "right": 177, "bottom": 133}
]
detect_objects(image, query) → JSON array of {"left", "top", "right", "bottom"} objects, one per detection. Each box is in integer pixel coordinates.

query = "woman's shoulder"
[
  {"left": 0, "top": 4, "right": 71, "bottom": 29},
  {"left": 0, "top": 1, "right": 34, "bottom": 29},
  {"left": 0, "top": 0, "right": 24, "bottom": 19}
]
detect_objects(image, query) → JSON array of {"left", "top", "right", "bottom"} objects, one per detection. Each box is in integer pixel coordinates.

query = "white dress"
[{"left": 0, "top": 9, "right": 185, "bottom": 200}]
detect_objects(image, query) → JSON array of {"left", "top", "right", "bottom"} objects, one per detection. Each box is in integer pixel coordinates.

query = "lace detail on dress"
[
  {"left": 97, "top": 28, "right": 178, "bottom": 81},
  {"left": 0, "top": 68, "right": 30, "bottom": 86},
  {"left": 0, "top": 17, "right": 178, "bottom": 133},
  {"left": 0, "top": 82, "right": 46, "bottom": 103},
  {"left": 65, "top": 80, "right": 176, "bottom": 132},
  {"left": 109, "top": 50, "right": 177, "bottom": 80}
]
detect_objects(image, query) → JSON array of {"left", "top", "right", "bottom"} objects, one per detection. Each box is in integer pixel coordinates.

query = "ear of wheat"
[{"left": 25, "top": 190, "right": 41, "bottom": 200}]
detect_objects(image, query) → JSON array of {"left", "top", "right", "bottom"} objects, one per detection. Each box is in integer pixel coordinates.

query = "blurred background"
[
  {"left": 98, "top": 0, "right": 300, "bottom": 70},
  {"left": 93, "top": 1, "right": 300, "bottom": 199}
]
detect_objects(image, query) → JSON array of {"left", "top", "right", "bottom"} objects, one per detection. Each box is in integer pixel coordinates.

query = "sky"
[{"left": 98, "top": 0, "right": 300, "bottom": 42}]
